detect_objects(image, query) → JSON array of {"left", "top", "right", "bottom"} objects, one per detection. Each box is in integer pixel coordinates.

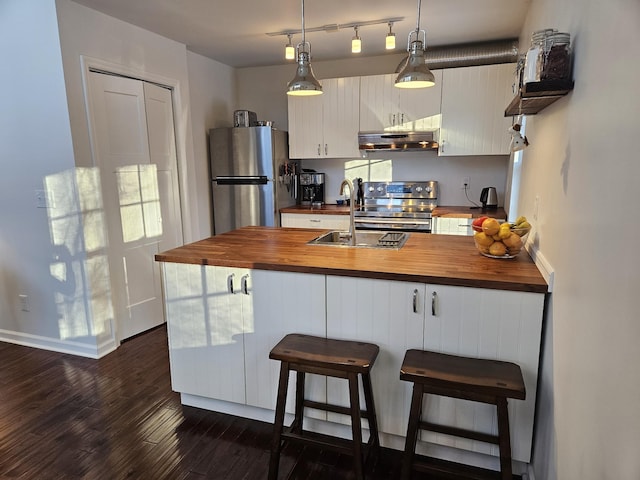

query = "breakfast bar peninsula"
[{"left": 155, "top": 226, "right": 547, "bottom": 472}]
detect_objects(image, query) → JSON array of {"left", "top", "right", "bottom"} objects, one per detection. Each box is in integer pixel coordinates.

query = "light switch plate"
[{"left": 35, "top": 189, "right": 54, "bottom": 208}]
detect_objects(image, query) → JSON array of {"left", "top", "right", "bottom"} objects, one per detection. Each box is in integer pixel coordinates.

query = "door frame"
[{"left": 79, "top": 56, "right": 186, "bottom": 348}]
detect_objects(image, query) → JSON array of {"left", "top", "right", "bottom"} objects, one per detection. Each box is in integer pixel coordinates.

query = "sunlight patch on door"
[{"left": 117, "top": 164, "right": 163, "bottom": 243}]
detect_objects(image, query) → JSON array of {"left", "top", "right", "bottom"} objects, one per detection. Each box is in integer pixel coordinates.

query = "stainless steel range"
[{"left": 354, "top": 181, "right": 438, "bottom": 233}]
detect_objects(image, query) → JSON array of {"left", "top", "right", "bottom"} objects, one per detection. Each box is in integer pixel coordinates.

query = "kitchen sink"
[{"left": 307, "top": 231, "right": 409, "bottom": 249}]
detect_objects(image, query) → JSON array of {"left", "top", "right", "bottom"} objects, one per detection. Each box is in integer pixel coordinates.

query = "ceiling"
[{"left": 70, "top": 0, "right": 531, "bottom": 68}]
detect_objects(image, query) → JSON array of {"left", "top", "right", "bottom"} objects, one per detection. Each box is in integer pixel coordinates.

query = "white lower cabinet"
[
  {"left": 326, "top": 275, "right": 544, "bottom": 463},
  {"left": 326, "top": 276, "right": 424, "bottom": 437},
  {"left": 245, "top": 269, "right": 326, "bottom": 418},
  {"left": 162, "top": 263, "right": 249, "bottom": 404},
  {"left": 163, "top": 264, "right": 326, "bottom": 416},
  {"left": 163, "top": 265, "right": 544, "bottom": 465},
  {"left": 433, "top": 217, "right": 473, "bottom": 236},
  {"left": 281, "top": 212, "right": 349, "bottom": 230}
]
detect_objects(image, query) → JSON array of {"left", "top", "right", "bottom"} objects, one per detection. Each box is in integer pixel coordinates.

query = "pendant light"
[
  {"left": 395, "top": 0, "right": 435, "bottom": 89},
  {"left": 287, "top": 0, "right": 322, "bottom": 96}
]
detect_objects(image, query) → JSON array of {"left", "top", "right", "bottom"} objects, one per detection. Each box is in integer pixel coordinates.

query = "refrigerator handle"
[{"left": 214, "top": 176, "right": 268, "bottom": 185}]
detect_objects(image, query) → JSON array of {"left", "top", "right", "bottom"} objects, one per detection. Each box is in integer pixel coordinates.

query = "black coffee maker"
[{"left": 299, "top": 173, "right": 325, "bottom": 205}]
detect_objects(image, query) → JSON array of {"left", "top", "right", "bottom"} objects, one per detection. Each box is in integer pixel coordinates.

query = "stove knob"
[
  {"left": 368, "top": 186, "right": 375, "bottom": 192},
  {"left": 425, "top": 186, "right": 432, "bottom": 193},
  {"left": 376, "top": 186, "right": 384, "bottom": 193},
  {"left": 415, "top": 186, "right": 423, "bottom": 193}
]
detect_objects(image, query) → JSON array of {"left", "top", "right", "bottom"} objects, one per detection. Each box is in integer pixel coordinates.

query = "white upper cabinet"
[
  {"left": 439, "top": 63, "right": 515, "bottom": 156},
  {"left": 359, "top": 71, "right": 443, "bottom": 132},
  {"left": 287, "top": 77, "right": 360, "bottom": 159},
  {"left": 287, "top": 93, "right": 323, "bottom": 159}
]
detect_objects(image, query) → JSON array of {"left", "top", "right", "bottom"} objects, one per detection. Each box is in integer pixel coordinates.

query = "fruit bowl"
[{"left": 472, "top": 218, "right": 531, "bottom": 259}]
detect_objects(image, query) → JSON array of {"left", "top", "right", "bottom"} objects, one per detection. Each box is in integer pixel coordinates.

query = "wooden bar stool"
[
  {"left": 268, "top": 333, "right": 380, "bottom": 480},
  {"left": 399, "top": 350, "right": 526, "bottom": 480}
]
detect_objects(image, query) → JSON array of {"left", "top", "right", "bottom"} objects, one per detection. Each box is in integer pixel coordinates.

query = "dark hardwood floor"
[{"left": 0, "top": 325, "right": 510, "bottom": 479}]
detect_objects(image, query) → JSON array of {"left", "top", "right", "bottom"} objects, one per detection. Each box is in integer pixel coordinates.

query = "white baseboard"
[
  {"left": 0, "top": 329, "right": 117, "bottom": 358},
  {"left": 525, "top": 241, "right": 554, "bottom": 292}
]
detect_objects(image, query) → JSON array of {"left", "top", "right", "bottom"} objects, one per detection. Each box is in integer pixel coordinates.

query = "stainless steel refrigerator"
[{"left": 209, "top": 126, "right": 296, "bottom": 235}]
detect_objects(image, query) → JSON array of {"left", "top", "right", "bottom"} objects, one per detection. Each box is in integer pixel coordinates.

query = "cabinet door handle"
[
  {"left": 431, "top": 291, "right": 437, "bottom": 316},
  {"left": 440, "top": 140, "right": 445, "bottom": 154},
  {"left": 317, "top": 144, "right": 321, "bottom": 156},
  {"left": 391, "top": 113, "right": 396, "bottom": 126},
  {"left": 241, "top": 274, "right": 250, "bottom": 295},
  {"left": 228, "top": 273, "right": 235, "bottom": 294},
  {"left": 324, "top": 144, "right": 328, "bottom": 155},
  {"left": 309, "top": 219, "right": 321, "bottom": 223},
  {"left": 413, "top": 289, "right": 418, "bottom": 313},
  {"left": 400, "top": 113, "right": 405, "bottom": 124}
]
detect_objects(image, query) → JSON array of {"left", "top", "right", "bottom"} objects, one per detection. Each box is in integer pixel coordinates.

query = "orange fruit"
[
  {"left": 482, "top": 218, "right": 500, "bottom": 236},
  {"left": 489, "top": 241, "right": 507, "bottom": 256}
]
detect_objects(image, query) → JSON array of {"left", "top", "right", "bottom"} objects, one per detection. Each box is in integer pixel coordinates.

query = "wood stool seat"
[
  {"left": 269, "top": 334, "right": 380, "bottom": 480},
  {"left": 400, "top": 350, "right": 526, "bottom": 480}
]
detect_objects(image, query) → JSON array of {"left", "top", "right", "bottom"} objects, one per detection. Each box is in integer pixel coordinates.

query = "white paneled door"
[{"left": 87, "top": 71, "right": 183, "bottom": 342}]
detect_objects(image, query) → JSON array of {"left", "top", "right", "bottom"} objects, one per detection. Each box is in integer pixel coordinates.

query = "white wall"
[
  {"left": 237, "top": 55, "right": 511, "bottom": 207},
  {"left": 300, "top": 155, "right": 508, "bottom": 206},
  {"left": 186, "top": 51, "right": 237, "bottom": 239},
  {"left": 0, "top": 0, "right": 96, "bottom": 353},
  {"left": 518, "top": 1, "right": 640, "bottom": 479}
]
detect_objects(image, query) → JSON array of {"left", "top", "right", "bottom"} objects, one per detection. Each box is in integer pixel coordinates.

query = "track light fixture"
[
  {"left": 285, "top": 34, "right": 295, "bottom": 60},
  {"left": 267, "top": 16, "right": 403, "bottom": 57},
  {"left": 395, "top": 0, "right": 435, "bottom": 89},
  {"left": 352, "top": 26, "right": 362, "bottom": 53},
  {"left": 287, "top": 0, "right": 323, "bottom": 96},
  {"left": 386, "top": 22, "right": 396, "bottom": 50}
]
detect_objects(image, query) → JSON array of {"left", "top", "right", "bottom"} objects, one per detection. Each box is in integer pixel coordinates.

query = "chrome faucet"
[{"left": 339, "top": 179, "right": 356, "bottom": 246}]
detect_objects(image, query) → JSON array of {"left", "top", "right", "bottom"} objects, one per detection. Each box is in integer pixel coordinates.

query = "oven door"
[{"left": 355, "top": 217, "right": 432, "bottom": 233}]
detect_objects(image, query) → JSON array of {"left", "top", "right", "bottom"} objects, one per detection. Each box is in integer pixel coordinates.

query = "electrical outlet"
[
  {"left": 19, "top": 294, "right": 29, "bottom": 312},
  {"left": 461, "top": 177, "right": 470, "bottom": 189}
]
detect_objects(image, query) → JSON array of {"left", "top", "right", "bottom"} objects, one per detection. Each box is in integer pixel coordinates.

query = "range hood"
[{"left": 358, "top": 130, "right": 439, "bottom": 152}]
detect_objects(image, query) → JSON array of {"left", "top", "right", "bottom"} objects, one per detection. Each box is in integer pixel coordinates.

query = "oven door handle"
[{"left": 355, "top": 218, "right": 431, "bottom": 226}]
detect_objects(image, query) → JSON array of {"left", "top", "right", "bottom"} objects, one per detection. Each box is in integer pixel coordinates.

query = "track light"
[
  {"left": 285, "top": 34, "right": 295, "bottom": 60},
  {"left": 352, "top": 26, "right": 362, "bottom": 53},
  {"left": 386, "top": 22, "right": 396, "bottom": 50}
]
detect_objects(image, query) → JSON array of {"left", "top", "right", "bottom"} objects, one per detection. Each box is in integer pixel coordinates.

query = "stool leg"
[
  {"left": 292, "top": 370, "right": 305, "bottom": 434},
  {"left": 361, "top": 372, "right": 380, "bottom": 451},
  {"left": 496, "top": 397, "right": 513, "bottom": 480},
  {"left": 401, "top": 383, "right": 424, "bottom": 480},
  {"left": 348, "top": 372, "right": 365, "bottom": 480},
  {"left": 268, "top": 361, "right": 290, "bottom": 480}
]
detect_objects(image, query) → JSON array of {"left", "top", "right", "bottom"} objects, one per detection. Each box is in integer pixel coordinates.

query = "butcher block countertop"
[
  {"left": 156, "top": 226, "right": 547, "bottom": 293},
  {"left": 280, "top": 204, "right": 507, "bottom": 219}
]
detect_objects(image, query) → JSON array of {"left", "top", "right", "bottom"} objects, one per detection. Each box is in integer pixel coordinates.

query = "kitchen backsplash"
[{"left": 299, "top": 154, "right": 509, "bottom": 207}]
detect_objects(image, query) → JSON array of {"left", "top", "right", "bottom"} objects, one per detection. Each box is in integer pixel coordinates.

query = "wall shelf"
[{"left": 505, "top": 80, "right": 574, "bottom": 116}]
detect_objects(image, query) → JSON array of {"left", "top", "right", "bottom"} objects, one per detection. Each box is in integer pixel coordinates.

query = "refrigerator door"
[
  {"left": 211, "top": 127, "right": 275, "bottom": 178},
  {"left": 210, "top": 127, "right": 290, "bottom": 235},
  {"left": 211, "top": 178, "right": 275, "bottom": 235}
]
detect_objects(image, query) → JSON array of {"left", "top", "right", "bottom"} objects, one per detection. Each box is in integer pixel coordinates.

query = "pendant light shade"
[
  {"left": 395, "top": 0, "right": 435, "bottom": 89},
  {"left": 287, "top": 0, "right": 322, "bottom": 96},
  {"left": 287, "top": 45, "right": 323, "bottom": 96}
]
